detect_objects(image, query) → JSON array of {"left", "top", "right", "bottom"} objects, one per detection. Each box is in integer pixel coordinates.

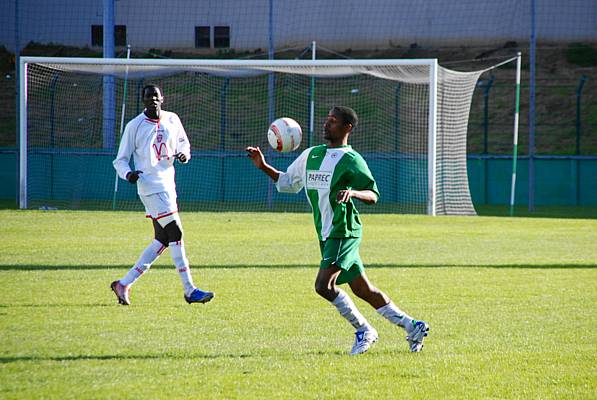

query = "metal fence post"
[
  {"left": 575, "top": 75, "right": 588, "bottom": 205},
  {"left": 482, "top": 75, "right": 494, "bottom": 205},
  {"left": 576, "top": 76, "right": 587, "bottom": 155},
  {"left": 483, "top": 75, "right": 495, "bottom": 154}
]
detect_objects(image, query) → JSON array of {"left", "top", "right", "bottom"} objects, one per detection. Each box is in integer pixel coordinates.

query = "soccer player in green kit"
[{"left": 246, "top": 106, "right": 429, "bottom": 354}]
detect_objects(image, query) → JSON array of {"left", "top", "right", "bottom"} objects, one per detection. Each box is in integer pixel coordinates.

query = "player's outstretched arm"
[{"left": 245, "top": 146, "right": 280, "bottom": 182}]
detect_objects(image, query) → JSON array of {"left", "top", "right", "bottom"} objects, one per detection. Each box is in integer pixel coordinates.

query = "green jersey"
[{"left": 276, "top": 144, "right": 379, "bottom": 241}]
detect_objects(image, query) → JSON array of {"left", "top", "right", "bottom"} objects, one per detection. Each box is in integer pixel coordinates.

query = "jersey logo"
[
  {"left": 156, "top": 133, "right": 163, "bottom": 143},
  {"left": 306, "top": 170, "right": 332, "bottom": 190},
  {"left": 153, "top": 142, "right": 170, "bottom": 160}
]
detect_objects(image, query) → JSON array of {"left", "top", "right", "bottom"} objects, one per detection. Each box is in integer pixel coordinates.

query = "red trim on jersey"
[
  {"left": 155, "top": 211, "right": 178, "bottom": 220},
  {"left": 144, "top": 117, "right": 161, "bottom": 130}
]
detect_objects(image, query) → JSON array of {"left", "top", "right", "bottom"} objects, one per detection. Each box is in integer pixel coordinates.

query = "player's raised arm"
[{"left": 245, "top": 146, "right": 281, "bottom": 182}]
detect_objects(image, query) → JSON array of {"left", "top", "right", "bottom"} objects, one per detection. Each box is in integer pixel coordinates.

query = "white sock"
[
  {"left": 376, "top": 302, "right": 415, "bottom": 332},
  {"left": 120, "top": 240, "right": 166, "bottom": 286},
  {"left": 169, "top": 240, "right": 195, "bottom": 296},
  {"left": 332, "top": 288, "right": 372, "bottom": 332}
]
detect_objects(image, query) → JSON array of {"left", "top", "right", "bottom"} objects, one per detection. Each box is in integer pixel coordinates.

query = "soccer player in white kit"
[
  {"left": 246, "top": 106, "right": 429, "bottom": 354},
  {"left": 111, "top": 85, "right": 214, "bottom": 305}
]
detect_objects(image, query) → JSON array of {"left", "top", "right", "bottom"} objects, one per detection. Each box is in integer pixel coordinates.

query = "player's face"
[
  {"left": 323, "top": 111, "right": 350, "bottom": 142},
  {"left": 142, "top": 87, "right": 164, "bottom": 118}
]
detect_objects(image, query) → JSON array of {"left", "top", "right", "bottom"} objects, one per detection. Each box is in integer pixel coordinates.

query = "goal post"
[
  {"left": 428, "top": 58, "right": 438, "bottom": 216},
  {"left": 19, "top": 59, "right": 28, "bottom": 210},
  {"left": 18, "top": 56, "right": 483, "bottom": 215}
]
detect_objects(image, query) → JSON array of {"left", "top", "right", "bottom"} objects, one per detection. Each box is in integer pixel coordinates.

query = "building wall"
[{"left": 1, "top": 0, "right": 596, "bottom": 52}]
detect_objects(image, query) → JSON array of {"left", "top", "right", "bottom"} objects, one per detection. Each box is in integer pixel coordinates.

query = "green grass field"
[{"left": 1, "top": 210, "right": 596, "bottom": 399}]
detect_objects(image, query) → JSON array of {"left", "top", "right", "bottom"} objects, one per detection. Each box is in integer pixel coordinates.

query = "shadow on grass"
[
  {"left": 0, "top": 303, "right": 113, "bottom": 308},
  {"left": 0, "top": 348, "right": 436, "bottom": 364},
  {"left": 0, "top": 263, "right": 595, "bottom": 271},
  {"left": 0, "top": 349, "right": 377, "bottom": 364},
  {"left": 0, "top": 353, "right": 256, "bottom": 364}
]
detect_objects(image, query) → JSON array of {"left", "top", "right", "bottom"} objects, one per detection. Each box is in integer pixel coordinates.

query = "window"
[
  {"left": 91, "top": 25, "right": 127, "bottom": 47},
  {"left": 115, "top": 26, "right": 127, "bottom": 47},
  {"left": 91, "top": 25, "right": 102, "bottom": 47},
  {"left": 195, "top": 26, "right": 210, "bottom": 48},
  {"left": 214, "top": 26, "right": 230, "bottom": 48}
]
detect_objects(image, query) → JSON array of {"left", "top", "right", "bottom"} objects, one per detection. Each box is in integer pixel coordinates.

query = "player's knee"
[
  {"left": 314, "top": 281, "right": 325, "bottom": 296},
  {"left": 314, "top": 279, "right": 333, "bottom": 299},
  {"left": 164, "top": 221, "right": 183, "bottom": 242},
  {"left": 152, "top": 219, "right": 169, "bottom": 246},
  {"left": 155, "top": 230, "right": 169, "bottom": 246}
]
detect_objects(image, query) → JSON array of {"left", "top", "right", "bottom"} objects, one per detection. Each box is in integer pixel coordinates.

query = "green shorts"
[{"left": 319, "top": 237, "right": 364, "bottom": 285}]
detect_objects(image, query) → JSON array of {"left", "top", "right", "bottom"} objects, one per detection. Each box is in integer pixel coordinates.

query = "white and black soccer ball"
[{"left": 267, "top": 117, "right": 302, "bottom": 152}]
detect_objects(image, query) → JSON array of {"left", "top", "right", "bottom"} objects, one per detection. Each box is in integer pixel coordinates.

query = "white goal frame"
[{"left": 19, "top": 57, "right": 439, "bottom": 214}]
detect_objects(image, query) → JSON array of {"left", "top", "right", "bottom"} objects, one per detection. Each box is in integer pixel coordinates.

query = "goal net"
[{"left": 19, "top": 57, "right": 484, "bottom": 215}]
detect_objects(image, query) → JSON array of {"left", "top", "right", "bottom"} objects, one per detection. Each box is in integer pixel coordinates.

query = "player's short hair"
[
  {"left": 142, "top": 84, "right": 162, "bottom": 98},
  {"left": 331, "top": 106, "right": 358, "bottom": 130}
]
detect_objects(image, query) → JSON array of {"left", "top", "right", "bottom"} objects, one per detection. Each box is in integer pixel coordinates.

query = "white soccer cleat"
[
  {"left": 350, "top": 328, "right": 378, "bottom": 355},
  {"left": 406, "top": 320, "right": 429, "bottom": 352}
]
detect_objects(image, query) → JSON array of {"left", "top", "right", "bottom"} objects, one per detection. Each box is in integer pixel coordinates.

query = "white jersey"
[{"left": 113, "top": 110, "right": 191, "bottom": 196}]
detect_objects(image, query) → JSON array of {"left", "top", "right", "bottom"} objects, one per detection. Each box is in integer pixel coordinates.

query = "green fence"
[
  {"left": 1, "top": 148, "right": 596, "bottom": 209},
  {"left": 468, "top": 156, "right": 597, "bottom": 206}
]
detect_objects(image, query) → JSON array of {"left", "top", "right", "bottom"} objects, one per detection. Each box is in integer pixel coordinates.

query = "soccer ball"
[{"left": 267, "top": 117, "right": 302, "bottom": 152}]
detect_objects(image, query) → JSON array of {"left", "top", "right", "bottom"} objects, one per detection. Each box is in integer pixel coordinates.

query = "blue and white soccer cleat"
[
  {"left": 350, "top": 328, "right": 378, "bottom": 355},
  {"left": 184, "top": 288, "right": 215, "bottom": 304},
  {"left": 406, "top": 320, "right": 430, "bottom": 352}
]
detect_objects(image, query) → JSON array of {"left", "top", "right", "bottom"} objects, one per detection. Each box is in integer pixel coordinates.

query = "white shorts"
[{"left": 139, "top": 191, "right": 181, "bottom": 228}]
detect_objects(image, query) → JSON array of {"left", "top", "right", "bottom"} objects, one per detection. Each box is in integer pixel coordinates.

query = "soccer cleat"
[
  {"left": 350, "top": 328, "right": 378, "bottom": 355},
  {"left": 184, "top": 288, "right": 215, "bottom": 304},
  {"left": 110, "top": 280, "right": 131, "bottom": 305},
  {"left": 406, "top": 320, "right": 430, "bottom": 352}
]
